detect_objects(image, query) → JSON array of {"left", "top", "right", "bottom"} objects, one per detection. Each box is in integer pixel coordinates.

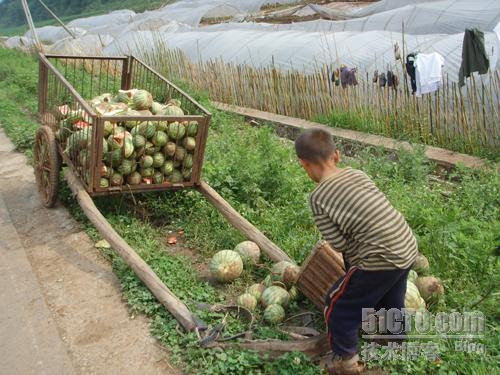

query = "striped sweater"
[{"left": 309, "top": 167, "right": 417, "bottom": 271}]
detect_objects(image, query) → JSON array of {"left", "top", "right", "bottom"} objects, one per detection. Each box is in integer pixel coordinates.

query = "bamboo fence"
[{"left": 137, "top": 43, "right": 499, "bottom": 156}]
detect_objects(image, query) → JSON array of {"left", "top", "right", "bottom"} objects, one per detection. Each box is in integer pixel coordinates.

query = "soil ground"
[{"left": 0, "top": 126, "right": 181, "bottom": 374}]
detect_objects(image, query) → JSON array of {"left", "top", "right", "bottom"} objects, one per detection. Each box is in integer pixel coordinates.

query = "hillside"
[{"left": 0, "top": 0, "right": 172, "bottom": 35}]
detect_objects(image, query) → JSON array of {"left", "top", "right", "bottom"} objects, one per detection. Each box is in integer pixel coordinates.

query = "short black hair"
[{"left": 295, "top": 128, "right": 336, "bottom": 163}]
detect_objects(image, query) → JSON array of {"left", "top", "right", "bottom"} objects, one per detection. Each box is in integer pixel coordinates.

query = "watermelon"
[
  {"left": 152, "top": 152, "right": 165, "bottom": 168},
  {"left": 182, "top": 168, "right": 192, "bottom": 180},
  {"left": 127, "top": 171, "right": 142, "bottom": 185},
  {"left": 133, "top": 134, "right": 146, "bottom": 149},
  {"left": 163, "top": 142, "right": 177, "bottom": 157},
  {"left": 415, "top": 276, "right": 444, "bottom": 304},
  {"left": 156, "top": 121, "right": 169, "bottom": 132},
  {"left": 183, "top": 154, "right": 193, "bottom": 169},
  {"left": 413, "top": 253, "right": 430, "bottom": 274},
  {"left": 175, "top": 146, "right": 186, "bottom": 161},
  {"left": 186, "top": 121, "right": 198, "bottom": 137},
  {"left": 144, "top": 142, "right": 156, "bottom": 155},
  {"left": 263, "top": 275, "right": 273, "bottom": 288},
  {"left": 161, "top": 104, "right": 184, "bottom": 116},
  {"left": 173, "top": 160, "right": 182, "bottom": 168},
  {"left": 261, "top": 286, "right": 290, "bottom": 307},
  {"left": 64, "top": 127, "right": 92, "bottom": 155},
  {"left": 209, "top": 250, "right": 243, "bottom": 283},
  {"left": 234, "top": 241, "right": 260, "bottom": 265},
  {"left": 117, "top": 159, "right": 134, "bottom": 176},
  {"left": 124, "top": 109, "right": 141, "bottom": 129},
  {"left": 141, "top": 167, "right": 154, "bottom": 178},
  {"left": 237, "top": 293, "right": 257, "bottom": 311},
  {"left": 153, "top": 171, "right": 164, "bottom": 184},
  {"left": 151, "top": 101, "right": 166, "bottom": 115},
  {"left": 405, "top": 281, "right": 426, "bottom": 310},
  {"left": 152, "top": 131, "right": 168, "bottom": 147},
  {"left": 263, "top": 304, "right": 285, "bottom": 324},
  {"left": 100, "top": 177, "right": 109, "bottom": 188},
  {"left": 170, "top": 169, "right": 183, "bottom": 183},
  {"left": 141, "top": 155, "right": 154, "bottom": 168},
  {"left": 247, "top": 283, "right": 265, "bottom": 300},
  {"left": 132, "top": 90, "right": 153, "bottom": 110},
  {"left": 162, "top": 161, "right": 174, "bottom": 176},
  {"left": 103, "top": 121, "right": 114, "bottom": 137},
  {"left": 113, "top": 126, "right": 126, "bottom": 135},
  {"left": 283, "top": 265, "right": 300, "bottom": 288},
  {"left": 132, "top": 121, "right": 156, "bottom": 139},
  {"left": 167, "top": 98, "right": 182, "bottom": 107},
  {"left": 168, "top": 121, "right": 186, "bottom": 140},
  {"left": 116, "top": 89, "right": 136, "bottom": 104},
  {"left": 183, "top": 137, "right": 196, "bottom": 152},
  {"left": 289, "top": 286, "right": 299, "bottom": 301},
  {"left": 110, "top": 172, "right": 123, "bottom": 186},
  {"left": 271, "top": 261, "right": 298, "bottom": 283},
  {"left": 408, "top": 270, "right": 418, "bottom": 284}
]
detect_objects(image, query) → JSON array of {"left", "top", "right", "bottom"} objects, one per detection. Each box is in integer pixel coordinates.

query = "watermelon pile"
[
  {"left": 56, "top": 89, "right": 199, "bottom": 187},
  {"left": 405, "top": 253, "right": 445, "bottom": 310}
]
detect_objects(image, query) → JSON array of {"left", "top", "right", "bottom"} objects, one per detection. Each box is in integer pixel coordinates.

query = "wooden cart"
[{"left": 35, "top": 54, "right": 211, "bottom": 206}]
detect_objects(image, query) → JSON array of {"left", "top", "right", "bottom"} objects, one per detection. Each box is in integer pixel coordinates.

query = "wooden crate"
[{"left": 296, "top": 241, "right": 346, "bottom": 309}]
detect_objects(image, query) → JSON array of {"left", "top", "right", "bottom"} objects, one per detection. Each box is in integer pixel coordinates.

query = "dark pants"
[{"left": 323, "top": 266, "right": 410, "bottom": 356}]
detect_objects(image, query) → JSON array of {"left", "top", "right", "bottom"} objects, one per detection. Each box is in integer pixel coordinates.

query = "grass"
[{"left": 1, "top": 47, "right": 499, "bottom": 374}]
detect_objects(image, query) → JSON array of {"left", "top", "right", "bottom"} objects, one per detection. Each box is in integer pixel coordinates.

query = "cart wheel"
[{"left": 34, "top": 126, "right": 61, "bottom": 208}]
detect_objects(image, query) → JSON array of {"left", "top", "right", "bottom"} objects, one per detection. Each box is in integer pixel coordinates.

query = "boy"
[{"left": 295, "top": 128, "right": 418, "bottom": 375}]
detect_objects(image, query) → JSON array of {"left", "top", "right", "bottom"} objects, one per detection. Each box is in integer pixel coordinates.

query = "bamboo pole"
[
  {"left": 65, "top": 169, "right": 198, "bottom": 332},
  {"left": 36, "top": 0, "right": 76, "bottom": 39},
  {"left": 21, "top": 0, "right": 42, "bottom": 51}
]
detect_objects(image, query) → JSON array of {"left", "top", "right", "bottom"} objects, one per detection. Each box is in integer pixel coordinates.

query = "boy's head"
[{"left": 295, "top": 128, "right": 340, "bottom": 182}]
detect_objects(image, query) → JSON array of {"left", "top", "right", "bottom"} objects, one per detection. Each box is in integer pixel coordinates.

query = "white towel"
[{"left": 414, "top": 52, "right": 445, "bottom": 97}]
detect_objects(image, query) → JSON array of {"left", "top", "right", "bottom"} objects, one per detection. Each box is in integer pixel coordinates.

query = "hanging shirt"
[
  {"left": 406, "top": 53, "right": 417, "bottom": 93},
  {"left": 378, "top": 73, "right": 387, "bottom": 87},
  {"left": 458, "top": 28, "right": 490, "bottom": 86},
  {"left": 340, "top": 66, "right": 350, "bottom": 88},
  {"left": 414, "top": 52, "right": 445, "bottom": 96}
]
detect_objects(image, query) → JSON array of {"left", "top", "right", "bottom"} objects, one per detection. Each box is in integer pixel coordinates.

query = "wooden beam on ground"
[
  {"left": 65, "top": 169, "right": 197, "bottom": 332},
  {"left": 196, "top": 181, "right": 293, "bottom": 263},
  {"left": 212, "top": 102, "right": 486, "bottom": 169},
  {"left": 207, "top": 334, "right": 329, "bottom": 359}
]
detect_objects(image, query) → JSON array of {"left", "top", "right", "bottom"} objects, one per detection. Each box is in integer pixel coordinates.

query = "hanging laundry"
[
  {"left": 340, "top": 65, "right": 350, "bottom": 88},
  {"left": 387, "top": 71, "right": 394, "bottom": 86},
  {"left": 330, "top": 68, "right": 341, "bottom": 87},
  {"left": 458, "top": 28, "right": 490, "bottom": 86},
  {"left": 372, "top": 69, "right": 379, "bottom": 83},
  {"left": 378, "top": 72, "right": 387, "bottom": 87},
  {"left": 414, "top": 52, "right": 445, "bottom": 96},
  {"left": 347, "top": 68, "right": 358, "bottom": 86},
  {"left": 406, "top": 53, "right": 417, "bottom": 94}
]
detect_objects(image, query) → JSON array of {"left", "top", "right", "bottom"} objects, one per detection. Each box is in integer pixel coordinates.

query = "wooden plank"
[
  {"left": 196, "top": 181, "right": 292, "bottom": 263},
  {"left": 65, "top": 169, "right": 197, "bottom": 332},
  {"left": 212, "top": 102, "right": 486, "bottom": 169},
  {"left": 208, "top": 334, "right": 329, "bottom": 359}
]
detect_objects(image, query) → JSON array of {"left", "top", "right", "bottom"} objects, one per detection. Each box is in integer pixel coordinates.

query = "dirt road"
[{"left": 0, "top": 126, "right": 180, "bottom": 374}]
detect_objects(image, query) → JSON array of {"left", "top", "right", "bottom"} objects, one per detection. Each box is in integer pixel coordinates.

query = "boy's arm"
[{"left": 311, "top": 199, "right": 348, "bottom": 252}]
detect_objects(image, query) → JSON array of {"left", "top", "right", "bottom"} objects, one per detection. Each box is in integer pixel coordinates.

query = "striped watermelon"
[
  {"left": 237, "top": 293, "right": 257, "bottom": 311},
  {"left": 209, "top": 250, "right": 243, "bottom": 283},
  {"left": 247, "top": 283, "right": 265, "bottom": 300},
  {"left": 234, "top": 241, "right": 260, "bottom": 265},
  {"left": 263, "top": 304, "right": 285, "bottom": 324},
  {"left": 261, "top": 286, "right": 290, "bottom": 307}
]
